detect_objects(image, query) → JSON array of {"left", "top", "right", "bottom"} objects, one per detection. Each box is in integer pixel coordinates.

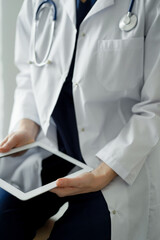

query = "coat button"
[
  {"left": 112, "top": 210, "right": 116, "bottom": 215},
  {"left": 82, "top": 33, "right": 86, "bottom": 37},
  {"left": 47, "top": 60, "right": 52, "bottom": 64},
  {"left": 81, "top": 128, "right": 85, "bottom": 132}
]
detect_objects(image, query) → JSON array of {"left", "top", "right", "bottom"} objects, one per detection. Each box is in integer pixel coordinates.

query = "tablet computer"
[{"left": 0, "top": 141, "right": 93, "bottom": 201}]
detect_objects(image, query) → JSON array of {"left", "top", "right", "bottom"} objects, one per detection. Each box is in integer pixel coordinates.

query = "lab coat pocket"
[{"left": 98, "top": 37, "right": 144, "bottom": 92}]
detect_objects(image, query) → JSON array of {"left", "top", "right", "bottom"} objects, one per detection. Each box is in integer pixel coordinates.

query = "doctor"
[{"left": 0, "top": 0, "right": 160, "bottom": 239}]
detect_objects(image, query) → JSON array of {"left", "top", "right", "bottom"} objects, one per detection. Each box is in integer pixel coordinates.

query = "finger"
[
  {"left": 0, "top": 138, "right": 11, "bottom": 152},
  {"left": 0, "top": 134, "right": 19, "bottom": 152},
  {"left": 56, "top": 172, "right": 92, "bottom": 188},
  {"left": 51, "top": 187, "right": 81, "bottom": 197},
  {"left": 0, "top": 136, "right": 10, "bottom": 147},
  {"left": 56, "top": 177, "right": 83, "bottom": 188}
]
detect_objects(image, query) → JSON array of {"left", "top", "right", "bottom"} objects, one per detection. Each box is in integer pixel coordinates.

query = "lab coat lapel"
[
  {"left": 60, "top": 0, "right": 114, "bottom": 27},
  {"left": 86, "top": 0, "right": 115, "bottom": 20},
  {"left": 61, "top": 0, "right": 76, "bottom": 27}
]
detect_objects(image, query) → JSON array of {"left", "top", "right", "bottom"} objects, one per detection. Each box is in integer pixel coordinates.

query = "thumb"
[{"left": 56, "top": 177, "right": 82, "bottom": 188}]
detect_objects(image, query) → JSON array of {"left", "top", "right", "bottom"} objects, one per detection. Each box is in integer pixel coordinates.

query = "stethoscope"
[
  {"left": 32, "top": 0, "right": 57, "bottom": 67},
  {"left": 32, "top": 0, "right": 137, "bottom": 67},
  {"left": 119, "top": 0, "right": 137, "bottom": 32}
]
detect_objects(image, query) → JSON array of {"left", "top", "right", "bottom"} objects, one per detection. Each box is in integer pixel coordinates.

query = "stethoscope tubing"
[
  {"left": 32, "top": 0, "right": 137, "bottom": 66},
  {"left": 33, "top": 21, "right": 55, "bottom": 67},
  {"left": 128, "top": 0, "right": 135, "bottom": 13},
  {"left": 36, "top": 0, "right": 57, "bottom": 21},
  {"left": 33, "top": 0, "right": 57, "bottom": 66}
]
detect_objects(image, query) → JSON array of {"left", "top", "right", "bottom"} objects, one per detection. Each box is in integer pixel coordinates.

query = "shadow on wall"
[{"left": 1, "top": 0, "right": 23, "bottom": 138}]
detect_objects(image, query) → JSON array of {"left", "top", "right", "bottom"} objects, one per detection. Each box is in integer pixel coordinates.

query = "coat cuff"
[
  {"left": 9, "top": 106, "right": 40, "bottom": 133},
  {"left": 96, "top": 148, "right": 146, "bottom": 186}
]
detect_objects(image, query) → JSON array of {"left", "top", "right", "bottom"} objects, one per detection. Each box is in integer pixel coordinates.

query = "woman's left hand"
[{"left": 50, "top": 162, "right": 117, "bottom": 197}]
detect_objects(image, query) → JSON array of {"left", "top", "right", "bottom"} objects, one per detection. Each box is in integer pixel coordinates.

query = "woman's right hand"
[{"left": 0, "top": 119, "right": 40, "bottom": 153}]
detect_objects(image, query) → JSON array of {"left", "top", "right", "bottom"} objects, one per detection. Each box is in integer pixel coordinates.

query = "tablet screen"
[{"left": 0, "top": 146, "right": 83, "bottom": 194}]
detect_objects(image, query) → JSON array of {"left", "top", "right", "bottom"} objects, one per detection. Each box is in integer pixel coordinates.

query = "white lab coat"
[{"left": 6, "top": 0, "right": 160, "bottom": 239}]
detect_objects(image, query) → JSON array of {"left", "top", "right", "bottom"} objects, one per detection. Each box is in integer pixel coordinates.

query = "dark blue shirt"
[{"left": 52, "top": 0, "right": 96, "bottom": 162}]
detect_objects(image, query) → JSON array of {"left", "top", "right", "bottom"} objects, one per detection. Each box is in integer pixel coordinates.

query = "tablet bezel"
[{"left": 0, "top": 141, "right": 93, "bottom": 200}]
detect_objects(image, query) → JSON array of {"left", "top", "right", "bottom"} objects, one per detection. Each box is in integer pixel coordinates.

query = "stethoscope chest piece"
[{"left": 119, "top": 12, "right": 137, "bottom": 32}]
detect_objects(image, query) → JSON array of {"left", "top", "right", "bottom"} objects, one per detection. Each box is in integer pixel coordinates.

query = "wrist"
[
  {"left": 92, "top": 162, "right": 117, "bottom": 189},
  {"left": 18, "top": 119, "right": 40, "bottom": 140}
]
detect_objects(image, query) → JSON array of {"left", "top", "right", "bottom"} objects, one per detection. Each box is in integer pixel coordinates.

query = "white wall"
[
  {"left": 0, "top": 0, "right": 4, "bottom": 140},
  {"left": 0, "top": 0, "right": 23, "bottom": 139},
  {"left": 0, "top": 1, "right": 68, "bottom": 218}
]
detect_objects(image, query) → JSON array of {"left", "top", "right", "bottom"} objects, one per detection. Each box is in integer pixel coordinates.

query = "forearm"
[{"left": 92, "top": 162, "right": 118, "bottom": 190}]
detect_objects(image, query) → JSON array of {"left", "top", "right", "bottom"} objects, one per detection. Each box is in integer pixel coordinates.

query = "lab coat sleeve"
[
  {"left": 96, "top": 1, "right": 160, "bottom": 185},
  {"left": 9, "top": 0, "right": 40, "bottom": 132}
]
